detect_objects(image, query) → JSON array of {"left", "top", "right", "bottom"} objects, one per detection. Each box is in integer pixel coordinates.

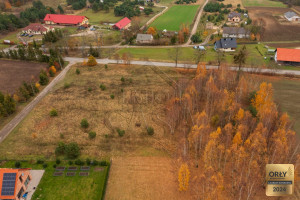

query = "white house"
[
  {"left": 22, "top": 23, "right": 54, "bottom": 35},
  {"left": 284, "top": 11, "right": 300, "bottom": 22}
]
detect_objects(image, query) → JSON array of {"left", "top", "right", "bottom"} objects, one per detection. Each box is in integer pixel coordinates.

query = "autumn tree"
[
  {"left": 131, "top": 17, "right": 141, "bottom": 32},
  {"left": 147, "top": 26, "right": 157, "bottom": 36},
  {"left": 168, "top": 47, "right": 181, "bottom": 67},
  {"left": 178, "top": 163, "right": 190, "bottom": 191},
  {"left": 87, "top": 55, "right": 97, "bottom": 66}
]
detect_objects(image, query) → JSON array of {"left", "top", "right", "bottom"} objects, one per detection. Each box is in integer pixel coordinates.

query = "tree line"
[
  {"left": 114, "top": 0, "right": 144, "bottom": 18},
  {"left": 0, "top": 13, "right": 29, "bottom": 33},
  {"left": 20, "top": 1, "right": 55, "bottom": 23},
  {"left": 167, "top": 66, "right": 299, "bottom": 199},
  {"left": 67, "top": 0, "right": 86, "bottom": 10}
]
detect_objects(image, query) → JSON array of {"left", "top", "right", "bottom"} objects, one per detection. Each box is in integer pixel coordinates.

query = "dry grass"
[
  {"left": 0, "top": 64, "right": 185, "bottom": 159},
  {"left": 106, "top": 156, "right": 193, "bottom": 200},
  {"left": 223, "top": 0, "right": 244, "bottom": 8}
]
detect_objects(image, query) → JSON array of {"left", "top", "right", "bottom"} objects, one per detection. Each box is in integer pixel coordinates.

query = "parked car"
[
  {"left": 20, "top": 33, "right": 25, "bottom": 36},
  {"left": 28, "top": 35, "right": 33, "bottom": 37},
  {"left": 24, "top": 33, "right": 29, "bottom": 37}
]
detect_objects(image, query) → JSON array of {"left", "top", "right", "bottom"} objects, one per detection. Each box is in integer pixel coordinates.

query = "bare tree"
[
  {"left": 193, "top": 49, "right": 206, "bottom": 64},
  {"left": 216, "top": 50, "right": 225, "bottom": 68},
  {"left": 168, "top": 47, "right": 181, "bottom": 67}
]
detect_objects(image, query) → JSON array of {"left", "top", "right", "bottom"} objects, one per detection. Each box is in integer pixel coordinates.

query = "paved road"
[
  {"left": 1, "top": 57, "right": 299, "bottom": 144},
  {"left": 0, "top": 61, "right": 75, "bottom": 143}
]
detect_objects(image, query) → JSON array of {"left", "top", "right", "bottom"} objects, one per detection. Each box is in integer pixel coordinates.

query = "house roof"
[
  {"left": 136, "top": 34, "right": 153, "bottom": 41},
  {"left": 276, "top": 48, "right": 300, "bottom": 62},
  {"left": 223, "top": 27, "right": 250, "bottom": 35},
  {"left": 228, "top": 12, "right": 241, "bottom": 19},
  {"left": 44, "top": 14, "right": 87, "bottom": 25},
  {"left": 23, "top": 23, "right": 50, "bottom": 32},
  {"left": 0, "top": 168, "right": 31, "bottom": 199},
  {"left": 113, "top": 17, "right": 131, "bottom": 29},
  {"left": 284, "top": 11, "right": 298, "bottom": 19},
  {"left": 215, "top": 38, "right": 237, "bottom": 49}
]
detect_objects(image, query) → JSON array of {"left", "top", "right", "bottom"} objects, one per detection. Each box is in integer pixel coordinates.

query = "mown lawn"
[
  {"left": 117, "top": 44, "right": 268, "bottom": 66},
  {"left": 0, "top": 161, "right": 109, "bottom": 200},
  {"left": 150, "top": 5, "right": 199, "bottom": 31},
  {"left": 272, "top": 79, "right": 300, "bottom": 135},
  {"left": 80, "top": 9, "right": 123, "bottom": 24},
  {"left": 242, "top": 0, "right": 286, "bottom": 7}
]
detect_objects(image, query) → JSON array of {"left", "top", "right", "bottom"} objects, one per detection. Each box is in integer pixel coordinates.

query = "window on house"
[
  {"left": 24, "top": 176, "right": 30, "bottom": 187},
  {"left": 17, "top": 187, "right": 24, "bottom": 199},
  {"left": 19, "top": 175, "right": 23, "bottom": 182}
]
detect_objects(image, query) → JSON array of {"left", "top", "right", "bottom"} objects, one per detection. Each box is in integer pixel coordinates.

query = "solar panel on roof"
[{"left": 1, "top": 173, "right": 16, "bottom": 196}]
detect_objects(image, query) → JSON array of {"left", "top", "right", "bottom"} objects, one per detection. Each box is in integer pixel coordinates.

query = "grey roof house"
[
  {"left": 222, "top": 27, "right": 250, "bottom": 38},
  {"left": 284, "top": 11, "right": 300, "bottom": 21},
  {"left": 228, "top": 12, "right": 241, "bottom": 22},
  {"left": 214, "top": 38, "right": 237, "bottom": 52},
  {"left": 136, "top": 34, "right": 153, "bottom": 44}
]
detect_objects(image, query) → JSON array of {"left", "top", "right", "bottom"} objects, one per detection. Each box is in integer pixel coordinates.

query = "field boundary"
[{"left": 101, "top": 159, "right": 112, "bottom": 200}]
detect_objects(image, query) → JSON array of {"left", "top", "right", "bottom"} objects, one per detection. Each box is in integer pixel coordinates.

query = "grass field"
[
  {"left": 117, "top": 44, "right": 268, "bottom": 66},
  {"left": 150, "top": 5, "right": 199, "bottom": 31},
  {"left": 0, "top": 64, "right": 180, "bottom": 160},
  {"left": 0, "top": 161, "right": 108, "bottom": 200},
  {"left": 242, "top": 0, "right": 287, "bottom": 7},
  {"left": 272, "top": 79, "right": 300, "bottom": 135}
]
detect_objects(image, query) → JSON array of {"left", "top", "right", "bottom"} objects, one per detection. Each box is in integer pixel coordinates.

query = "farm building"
[
  {"left": 136, "top": 34, "right": 153, "bottom": 44},
  {"left": 214, "top": 38, "right": 237, "bottom": 52},
  {"left": 222, "top": 27, "right": 250, "bottom": 38},
  {"left": 275, "top": 48, "right": 300, "bottom": 65},
  {"left": 284, "top": 11, "right": 300, "bottom": 22},
  {"left": 44, "top": 14, "right": 89, "bottom": 26},
  {"left": 113, "top": 17, "right": 131, "bottom": 30},
  {"left": 23, "top": 23, "right": 54, "bottom": 35},
  {"left": 0, "top": 168, "right": 32, "bottom": 200},
  {"left": 228, "top": 12, "right": 241, "bottom": 23}
]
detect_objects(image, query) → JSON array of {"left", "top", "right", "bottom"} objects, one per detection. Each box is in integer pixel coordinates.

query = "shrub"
[
  {"left": 81, "top": 118, "right": 89, "bottom": 128},
  {"left": 76, "top": 68, "right": 80, "bottom": 75},
  {"left": 100, "top": 160, "right": 108, "bottom": 166},
  {"left": 65, "top": 142, "right": 80, "bottom": 159},
  {"left": 121, "top": 88, "right": 124, "bottom": 93},
  {"left": 36, "top": 159, "right": 44, "bottom": 164},
  {"left": 53, "top": 164, "right": 57, "bottom": 168},
  {"left": 64, "top": 83, "right": 70, "bottom": 89},
  {"left": 39, "top": 71, "right": 49, "bottom": 85},
  {"left": 43, "top": 163, "right": 48, "bottom": 168},
  {"left": 191, "top": 34, "right": 202, "bottom": 43},
  {"left": 89, "top": 131, "right": 96, "bottom": 139},
  {"left": 55, "top": 142, "right": 66, "bottom": 156},
  {"left": 88, "top": 87, "right": 92, "bottom": 92},
  {"left": 110, "top": 94, "right": 115, "bottom": 99},
  {"left": 92, "top": 160, "right": 98, "bottom": 166},
  {"left": 146, "top": 126, "right": 154, "bottom": 135},
  {"left": 49, "top": 69, "right": 55, "bottom": 77},
  {"left": 87, "top": 55, "right": 97, "bottom": 66},
  {"left": 100, "top": 84, "right": 106, "bottom": 91},
  {"left": 117, "top": 128, "right": 125, "bottom": 137},
  {"left": 68, "top": 161, "right": 73, "bottom": 165},
  {"left": 56, "top": 158, "right": 61, "bottom": 165},
  {"left": 50, "top": 109, "right": 58, "bottom": 117},
  {"left": 75, "top": 159, "right": 84, "bottom": 165},
  {"left": 86, "top": 158, "right": 91, "bottom": 165},
  {"left": 104, "top": 64, "right": 108, "bottom": 69},
  {"left": 15, "top": 161, "right": 21, "bottom": 168},
  {"left": 121, "top": 76, "right": 125, "bottom": 82}
]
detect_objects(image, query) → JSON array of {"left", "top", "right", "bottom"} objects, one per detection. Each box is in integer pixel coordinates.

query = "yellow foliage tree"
[
  {"left": 178, "top": 163, "right": 190, "bottom": 191},
  {"left": 50, "top": 66, "right": 56, "bottom": 74},
  {"left": 250, "top": 33, "right": 255, "bottom": 41},
  {"left": 87, "top": 55, "right": 97, "bottom": 66},
  {"left": 232, "top": 132, "right": 242, "bottom": 145},
  {"left": 147, "top": 27, "right": 157, "bottom": 36},
  {"left": 13, "top": 94, "right": 19, "bottom": 102},
  {"left": 5, "top": 1, "right": 12, "bottom": 10},
  {"left": 32, "top": 133, "right": 37, "bottom": 139},
  {"left": 35, "top": 83, "right": 40, "bottom": 89}
]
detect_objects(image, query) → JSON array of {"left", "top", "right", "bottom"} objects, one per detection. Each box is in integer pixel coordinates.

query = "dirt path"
[{"left": 0, "top": 61, "right": 75, "bottom": 143}]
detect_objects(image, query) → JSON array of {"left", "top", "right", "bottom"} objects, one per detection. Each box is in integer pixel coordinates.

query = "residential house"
[
  {"left": 23, "top": 23, "right": 54, "bottom": 35},
  {"left": 0, "top": 168, "right": 32, "bottom": 200},
  {"left": 275, "top": 48, "right": 300, "bottom": 65},
  {"left": 222, "top": 27, "right": 250, "bottom": 38},
  {"left": 44, "top": 14, "right": 89, "bottom": 26},
  {"left": 206, "top": 22, "right": 214, "bottom": 30},
  {"left": 136, "top": 34, "right": 153, "bottom": 44},
  {"left": 284, "top": 11, "right": 300, "bottom": 22},
  {"left": 214, "top": 38, "right": 237, "bottom": 52},
  {"left": 113, "top": 17, "right": 131, "bottom": 30},
  {"left": 228, "top": 12, "right": 241, "bottom": 23}
]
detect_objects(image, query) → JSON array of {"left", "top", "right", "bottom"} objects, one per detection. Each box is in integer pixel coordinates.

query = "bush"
[
  {"left": 100, "top": 160, "right": 108, "bottom": 166},
  {"left": 87, "top": 55, "right": 97, "bottom": 66},
  {"left": 81, "top": 118, "right": 89, "bottom": 128},
  {"left": 104, "top": 64, "right": 108, "bottom": 69},
  {"left": 117, "top": 128, "right": 125, "bottom": 137},
  {"left": 55, "top": 142, "right": 66, "bottom": 156},
  {"left": 39, "top": 71, "right": 49, "bottom": 85},
  {"left": 65, "top": 142, "right": 80, "bottom": 159},
  {"left": 191, "top": 34, "right": 202, "bottom": 43},
  {"left": 75, "top": 159, "right": 84, "bottom": 165},
  {"left": 121, "top": 88, "right": 124, "bottom": 93},
  {"left": 43, "top": 163, "right": 48, "bottom": 168},
  {"left": 88, "top": 87, "right": 92, "bottom": 92},
  {"left": 92, "top": 160, "right": 99, "bottom": 166},
  {"left": 76, "top": 68, "right": 80, "bottom": 75},
  {"left": 50, "top": 109, "right": 58, "bottom": 117},
  {"left": 100, "top": 84, "right": 106, "bottom": 91},
  {"left": 146, "top": 126, "right": 154, "bottom": 135},
  {"left": 89, "top": 131, "right": 96, "bottom": 139},
  {"left": 68, "top": 161, "right": 73, "bottom": 165},
  {"left": 110, "top": 94, "right": 115, "bottom": 99},
  {"left": 36, "top": 159, "right": 44, "bottom": 164},
  {"left": 49, "top": 69, "right": 55, "bottom": 77},
  {"left": 86, "top": 158, "right": 91, "bottom": 165},
  {"left": 15, "top": 161, "right": 21, "bottom": 168},
  {"left": 121, "top": 76, "right": 125, "bottom": 82},
  {"left": 64, "top": 83, "right": 71, "bottom": 89},
  {"left": 53, "top": 164, "right": 57, "bottom": 168},
  {"left": 56, "top": 158, "right": 61, "bottom": 165}
]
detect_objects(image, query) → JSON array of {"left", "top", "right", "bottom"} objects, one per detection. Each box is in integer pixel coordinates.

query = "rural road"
[
  {"left": 0, "top": 61, "right": 75, "bottom": 143},
  {"left": 1, "top": 57, "right": 300, "bottom": 144}
]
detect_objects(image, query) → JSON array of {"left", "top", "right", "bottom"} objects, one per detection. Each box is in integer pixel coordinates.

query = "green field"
[
  {"left": 242, "top": 0, "right": 286, "bottom": 7},
  {"left": 0, "top": 161, "right": 109, "bottom": 200},
  {"left": 117, "top": 44, "right": 268, "bottom": 66},
  {"left": 80, "top": 9, "right": 122, "bottom": 24},
  {"left": 272, "top": 79, "right": 300, "bottom": 135},
  {"left": 150, "top": 5, "right": 199, "bottom": 31}
]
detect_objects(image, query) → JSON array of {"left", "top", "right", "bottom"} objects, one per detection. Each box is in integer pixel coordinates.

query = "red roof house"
[
  {"left": 113, "top": 17, "right": 131, "bottom": 30},
  {"left": 275, "top": 48, "right": 300, "bottom": 63},
  {"left": 23, "top": 23, "right": 54, "bottom": 35},
  {"left": 0, "top": 168, "right": 32, "bottom": 200},
  {"left": 44, "top": 14, "right": 89, "bottom": 26}
]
